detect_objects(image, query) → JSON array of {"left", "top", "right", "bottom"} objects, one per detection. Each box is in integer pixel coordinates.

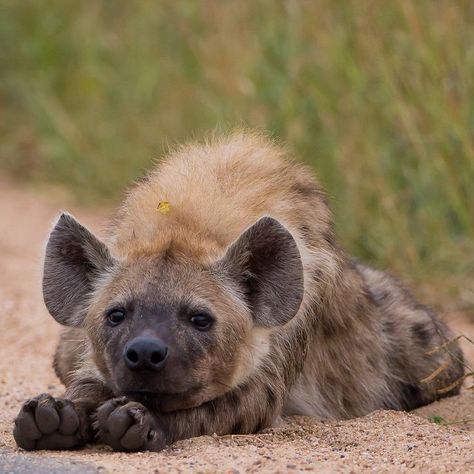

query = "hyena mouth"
[
  {"left": 124, "top": 390, "right": 157, "bottom": 405},
  {"left": 125, "top": 389, "right": 156, "bottom": 398},
  {"left": 124, "top": 385, "right": 204, "bottom": 408}
]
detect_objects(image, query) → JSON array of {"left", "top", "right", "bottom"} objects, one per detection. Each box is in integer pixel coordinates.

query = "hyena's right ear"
[
  {"left": 216, "top": 216, "right": 304, "bottom": 328},
  {"left": 43, "top": 213, "right": 115, "bottom": 327}
]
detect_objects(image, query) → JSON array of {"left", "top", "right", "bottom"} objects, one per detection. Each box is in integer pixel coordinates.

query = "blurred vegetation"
[{"left": 0, "top": 0, "right": 473, "bottom": 283}]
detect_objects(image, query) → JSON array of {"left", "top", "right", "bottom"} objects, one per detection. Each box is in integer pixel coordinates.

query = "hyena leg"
[
  {"left": 385, "top": 302, "right": 465, "bottom": 409},
  {"left": 359, "top": 264, "right": 465, "bottom": 410},
  {"left": 96, "top": 375, "right": 283, "bottom": 452},
  {"left": 13, "top": 379, "right": 113, "bottom": 451},
  {"left": 408, "top": 316, "right": 465, "bottom": 407}
]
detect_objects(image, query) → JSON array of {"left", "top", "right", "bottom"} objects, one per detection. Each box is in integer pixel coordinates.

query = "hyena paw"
[
  {"left": 13, "top": 393, "right": 90, "bottom": 450},
  {"left": 95, "top": 397, "right": 166, "bottom": 452}
]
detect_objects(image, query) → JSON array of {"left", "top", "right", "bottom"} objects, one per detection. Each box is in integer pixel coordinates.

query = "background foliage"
[{"left": 1, "top": 0, "right": 473, "bottom": 283}]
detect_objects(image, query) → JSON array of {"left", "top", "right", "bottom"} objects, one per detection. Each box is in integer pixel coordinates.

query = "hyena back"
[{"left": 14, "top": 132, "right": 464, "bottom": 451}]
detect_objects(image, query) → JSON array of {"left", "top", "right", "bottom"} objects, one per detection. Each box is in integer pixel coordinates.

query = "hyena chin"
[{"left": 13, "top": 132, "right": 464, "bottom": 452}]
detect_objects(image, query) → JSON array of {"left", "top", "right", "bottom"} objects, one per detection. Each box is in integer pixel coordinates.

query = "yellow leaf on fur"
[{"left": 157, "top": 201, "right": 170, "bottom": 214}]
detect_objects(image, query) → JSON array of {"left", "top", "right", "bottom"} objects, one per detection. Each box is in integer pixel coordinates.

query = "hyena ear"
[
  {"left": 217, "top": 216, "right": 304, "bottom": 327},
  {"left": 43, "top": 213, "right": 115, "bottom": 327}
]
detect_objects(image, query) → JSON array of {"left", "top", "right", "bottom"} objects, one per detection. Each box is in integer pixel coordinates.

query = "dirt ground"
[{"left": 0, "top": 176, "right": 473, "bottom": 473}]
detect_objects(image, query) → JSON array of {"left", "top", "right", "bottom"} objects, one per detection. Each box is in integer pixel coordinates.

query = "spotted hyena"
[{"left": 13, "top": 132, "right": 464, "bottom": 451}]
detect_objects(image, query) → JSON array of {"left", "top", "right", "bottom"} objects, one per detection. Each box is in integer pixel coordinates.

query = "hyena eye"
[
  {"left": 189, "top": 312, "right": 213, "bottom": 331},
  {"left": 106, "top": 308, "right": 126, "bottom": 326}
]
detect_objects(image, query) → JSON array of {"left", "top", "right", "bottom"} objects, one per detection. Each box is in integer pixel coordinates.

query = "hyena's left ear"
[
  {"left": 43, "top": 213, "right": 115, "bottom": 327},
  {"left": 217, "top": 216, "right": 304, "bottom": 327}
]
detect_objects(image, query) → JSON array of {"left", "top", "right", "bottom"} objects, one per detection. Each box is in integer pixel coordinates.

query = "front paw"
[
  {"left": 13, "top": 393, "right": 90, "bottom": 451},
  {"left": 95, "top": 397, "right": 166, "bottom": 452}
]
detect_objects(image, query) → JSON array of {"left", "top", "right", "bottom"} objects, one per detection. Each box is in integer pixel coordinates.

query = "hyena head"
[{"left": 43, "top": 214, "right": 304, "bottom": 411}]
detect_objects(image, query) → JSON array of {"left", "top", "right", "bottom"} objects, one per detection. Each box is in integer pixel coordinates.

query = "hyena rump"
[{"left": 14, "top": 133, "right": 464, "bottom": 451}]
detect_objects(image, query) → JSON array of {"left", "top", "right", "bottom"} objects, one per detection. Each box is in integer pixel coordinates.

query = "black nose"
[{"left": 124, "top": 337, "right": 168, "bottom": 371}]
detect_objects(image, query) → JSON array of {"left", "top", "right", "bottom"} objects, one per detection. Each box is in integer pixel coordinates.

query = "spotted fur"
[{"left": 15, "top": 132, "right": 464, "bottom": 452}]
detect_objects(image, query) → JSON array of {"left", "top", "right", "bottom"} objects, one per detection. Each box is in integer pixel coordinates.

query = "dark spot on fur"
[
  {"left": 347, "top": 258, "right": 359, "bottom": 271},
  {"left": 322, "top": 230, "right": 335, "bottom": 247},
  {"left": 299, "top": 224, "right": 317, "bottom": 247},
  {"left": 400, "top": 383, "right": 425, "bottom": 410},
  {"left": 261, "top": 365, "right": 276, "bottom": 381},
  {"left": 373, "top": 289, "right": 390, "bottom": 305},
  {"left": 199, "top": 422, "right": 207, "bottom": 435},
  {"left": 226, "top": 389, "right": 241, "bottom": 408},
  {"left": 134, "top": 173, "right": 150, "bottom": 185},
  {"left": 362, "top": 286, "right": 377, "bottom": 306},
  {"left": 321, "top": 319, "right": 340, "bottom": 339},
  {"left": 312, "top": 268, "right": 323, "bottom": 283},
  {"left": 355, "top": 298, "right": 368, "bottom": 319},
  {"left": 300, "top": 224, "right": 311, "bottom": 236},
  {"left": 342, "top": 395, "right": 354, "bottom": 413},
  {"left": 412, "top": 322, "right": 432, "bottom": 347},
  {"left": 414, "top": 303, "right": 435, "bottom": 316},
  {"left": 383, "top": 319, "right": 395, "bottom": 335},
  {"left": 266, "top": 386, "right": 277, "bottom": 409},
  {"left": 161, "top": 246, "right": 176, "bottom": 261},
  {"left": 254, "top": 418, "right": 265, "bottom": 433},
  {"left": 291, "top": 181, "right": 324, "bottom": 200},
  {"left": 397, "top": 284, "right": 418, "bottom": 307},
  {"left": 205, "top": 399, "right": 218, "bottom": 416},
  {"left": 231, "top": 420, "right": 244, "bottom": 434}
]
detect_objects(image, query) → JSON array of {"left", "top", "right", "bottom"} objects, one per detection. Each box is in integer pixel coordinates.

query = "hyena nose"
[{"left": 124, "top": 337, "right": 168, "bottom": 371}]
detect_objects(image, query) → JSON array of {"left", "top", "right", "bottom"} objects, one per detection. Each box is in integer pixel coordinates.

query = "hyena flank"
[{"left": 14, "top": 133, "right": 464, "bottom": 451}]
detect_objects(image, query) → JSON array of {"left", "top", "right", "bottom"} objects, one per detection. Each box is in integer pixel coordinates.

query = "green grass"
[{"left": 1, "top": 0, "right": 473, "bottom": 282}]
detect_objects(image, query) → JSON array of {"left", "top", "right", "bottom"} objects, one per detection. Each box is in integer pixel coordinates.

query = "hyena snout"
[{"left": 124, "top": 336, "right": 169, "bottom": 372}]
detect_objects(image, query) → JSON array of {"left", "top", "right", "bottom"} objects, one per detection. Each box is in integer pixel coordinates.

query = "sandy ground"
[{"left": 0, "top": 176, "right": 473, "bottom": 473}]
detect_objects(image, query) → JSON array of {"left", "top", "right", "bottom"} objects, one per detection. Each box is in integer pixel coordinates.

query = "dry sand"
[{"left": 0, "top": 176, "right": 472, "bottom": 473}]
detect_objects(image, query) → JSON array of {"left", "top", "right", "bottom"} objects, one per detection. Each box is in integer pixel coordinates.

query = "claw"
[
  {"left": 128, "top": 405, "right": 145, "bottom": 421},
  {"left": 23, "top": 398, "right": 38, "bottom": 412}
]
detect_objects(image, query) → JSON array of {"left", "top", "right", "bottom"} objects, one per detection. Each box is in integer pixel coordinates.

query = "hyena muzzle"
[{"left": 13, "top": 133, "right": 464, "bottom": 452}]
